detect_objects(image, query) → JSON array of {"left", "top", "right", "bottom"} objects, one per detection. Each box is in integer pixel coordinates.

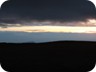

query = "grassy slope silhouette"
[{"left": 0, "top": 41, "right": 96, "bottom": 72}]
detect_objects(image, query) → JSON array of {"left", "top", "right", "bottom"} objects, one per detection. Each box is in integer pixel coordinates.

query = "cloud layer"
[{"left": 0, "top": 0, "right": 96, "bottom": 26}]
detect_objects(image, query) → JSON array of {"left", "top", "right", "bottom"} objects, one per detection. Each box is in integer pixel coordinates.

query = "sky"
[{"left": 0, "top": 0, "right": 96, "bottom": 43}]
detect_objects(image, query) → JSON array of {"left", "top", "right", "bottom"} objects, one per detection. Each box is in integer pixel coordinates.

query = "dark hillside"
[{"left": 0, "top": 41, "right": 96, "bottom": 72}]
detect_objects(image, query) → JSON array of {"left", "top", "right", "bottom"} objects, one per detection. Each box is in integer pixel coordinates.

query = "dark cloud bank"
[{"left": 0, "top": 0, "right": 96, "bottom": 25}]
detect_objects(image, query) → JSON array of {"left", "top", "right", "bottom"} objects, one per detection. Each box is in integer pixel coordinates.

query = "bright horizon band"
[
  {"left": 0, "top": 25, "right": 96, "bottom": 33},
  {"left": 0, "top": 19, "right": 96, "bottom": 33}
]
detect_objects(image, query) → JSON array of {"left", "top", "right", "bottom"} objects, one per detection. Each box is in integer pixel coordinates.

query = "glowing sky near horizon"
[
  {"left": 1, "top": 26, "right": 96, "bottom": 33},
  {"left": 0, "top": 19, "right": 96, "bottom": 42},
  {"left": 0, "top": 19, "right": 96, "bottom": 33}
]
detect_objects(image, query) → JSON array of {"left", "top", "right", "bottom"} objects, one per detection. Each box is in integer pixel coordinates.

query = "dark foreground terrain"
[{"left": 0, "top": 41, "right": 96, "bottom": 72}]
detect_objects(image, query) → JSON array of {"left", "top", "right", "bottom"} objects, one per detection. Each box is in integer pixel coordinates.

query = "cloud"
[
  {"left": 0, "top": 18, "right": 96, "bottom": 28},
  {"left": 0, "top": 0, "right": 96, "bottom": 26}
]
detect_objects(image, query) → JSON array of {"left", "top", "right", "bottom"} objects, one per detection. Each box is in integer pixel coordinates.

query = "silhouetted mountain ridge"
[{"left": 0, "top": 40, "right": 96, "bottom": 44}]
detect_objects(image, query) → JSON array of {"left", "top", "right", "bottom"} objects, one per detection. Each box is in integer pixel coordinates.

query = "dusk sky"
[{"left": 0, "top": 0, "right": 96, "bottom": 43}]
